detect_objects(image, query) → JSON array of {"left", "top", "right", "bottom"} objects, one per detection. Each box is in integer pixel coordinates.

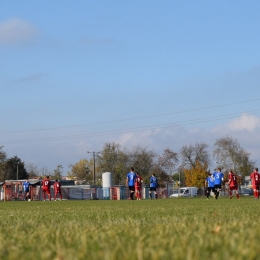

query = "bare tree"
[
  {"left": 180, "top": 142, "right": 210, "bottom": 169},
  {"left": 25, "top": 163, "right": 41, "bottom": 178}
]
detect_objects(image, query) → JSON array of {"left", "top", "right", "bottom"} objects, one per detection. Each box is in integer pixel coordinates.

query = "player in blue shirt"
[
  {"left": 22, "top": 179, "right": 31, "bottom": 201},
  {"left": 205, "top": 173, "right": 215, "bottom": 199},
  {"left": 126, "top": 167, "right": 137, "bottom": 200},
  {"left": 212, "top": 168, "right": 224, "bottom": 199},
  {"left": 149, "top": 173, "right": 158, "bottom": 199}
]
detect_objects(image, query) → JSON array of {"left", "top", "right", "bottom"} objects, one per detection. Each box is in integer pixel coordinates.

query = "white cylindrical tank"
[{"left": 102, "top": 172, "right": 113, "bottom": 188}]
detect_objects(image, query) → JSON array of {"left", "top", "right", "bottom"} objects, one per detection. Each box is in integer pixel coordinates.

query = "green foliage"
[
  {"left": 4, "top": 156, "right": 28, "bottom": 180},
  {"left": 0, "top": 198, "right": 259, "bottom": 260},
  {"left": 68, "top": 159, "right": 92, "bottom": 184}
]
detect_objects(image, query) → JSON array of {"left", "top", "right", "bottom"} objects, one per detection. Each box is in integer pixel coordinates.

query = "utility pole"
[{"left": 87, "top": 151, "right": 100, "bottom": 186}]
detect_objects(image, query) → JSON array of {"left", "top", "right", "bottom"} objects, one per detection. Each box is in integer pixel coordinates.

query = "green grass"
[{"left": 0, "top": 197, "right": 259, "bottom": 260}]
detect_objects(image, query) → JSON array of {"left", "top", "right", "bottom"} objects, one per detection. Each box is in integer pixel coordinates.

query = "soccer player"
[
  {"left": 126, "top": 167, "right": 137, "bottom": 200},
  {"left": 205, "top": 173, "right": 215, "bottom": 199},
  {"left": 149, "top": 173, "right": 158, "bottom": 199},
  {"left": 134, "top": 172, "right": 143, "bottom": 200},
  {"left": 53, "top": 180, "right": 62, "bottom": 201},
  {"left": 250, "top": 168, "right": 260, "bottom": 199},
  {"left": 212, "top": 168, "right": 224, "bottom": 199},
  {"left": 41, "top": 175, "right": 51, "bottom": 201},
  {"left": 22, "top": 179, "right": 31, "bottom": 201},
  {"left": 227, "top": 170, "right": 240, "bottom": 199}
]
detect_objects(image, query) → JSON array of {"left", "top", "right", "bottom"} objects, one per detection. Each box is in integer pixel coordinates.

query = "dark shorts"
[
  {"left": 150, "top": 187, "right": 156, "bottom": 192},
  {"left": 129, "top": 186, "right": 135, "bottom": 192},
  {"left": 207, "top": 187, "right": 215, "bottom": 192},
  {"left": 214, "top": 185, "right": 221, "bottom": 190}
]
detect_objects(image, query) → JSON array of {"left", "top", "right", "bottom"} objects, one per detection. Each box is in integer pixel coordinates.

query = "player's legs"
[
  {"left": 42, "top": 190, "right": 46, "bottom": 201},
  {"left": 129, "top": 186, "right": 135, "bottom": 200},
  {"left": 59, "top": 192, "right": 62, "bottom": 200},
  {"left": 47, "top": 190, "right": 51, "bottom": 201},
  {"left": 206, "top": 188, "right": 210, "bottom": 198},
  {"left": 154, "top": 189, "right": 157, "bottom": 199},
  {"left": 229, "top": 188, "right": 233, "bottom": 199},
  {"left": 235, "top": 189, "right": 240, "bottom": 199}
]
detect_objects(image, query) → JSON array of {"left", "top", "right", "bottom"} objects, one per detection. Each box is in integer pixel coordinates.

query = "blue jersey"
[
  {"left": 150, "top": 176, "right": 158, "bottom": 188},
  {"left": 206, "top": 176, "right": 215, "bottom": 188},
  {"left": 23, "top": 181, "right": 30, "bottom": 192},
  {"left": 127, "top": 172, "right": 136, "bottom": 186},
  {"left": 213, "top": 172, "right": 224, "bottom": 185}
]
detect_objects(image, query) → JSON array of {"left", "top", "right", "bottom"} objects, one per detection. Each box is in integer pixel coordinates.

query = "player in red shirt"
[
  {"left": 227, "top": 170, "right": 240, "bottom": 199},
  {"left": 53, "top": 180, "right": 62, "bottom": 201},
  {"left": 134, "top": 172, "right": 143, "bottom": 200},
  {"left": 250, "top": 168, "right": 260, "bottom": 199},
  {"left": 41, "top": 175, "right": 51, "bottom": 201}
]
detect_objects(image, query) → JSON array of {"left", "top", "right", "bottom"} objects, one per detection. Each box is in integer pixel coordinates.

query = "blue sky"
[{"left": 1, "top": 1, "right": 260, "bottom": 174}]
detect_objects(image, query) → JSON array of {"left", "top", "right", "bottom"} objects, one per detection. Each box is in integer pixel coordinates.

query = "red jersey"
[
  {"left": 135, "top": 175, "right": 143, "bottom": 189},
  {"left": 54, "top": 182, "right": 61, "bottom": 193},
  {"left": 229, "top": 173, "right": 238, "bottom": 187},
  {"left": 42, "top": 178, "right": 51, "bottom": 190},
  {"left": 250, "top": 172, "right": 260, "bottom": 186}
]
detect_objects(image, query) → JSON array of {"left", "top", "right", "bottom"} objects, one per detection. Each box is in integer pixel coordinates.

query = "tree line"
[{"left": 0, "top": 136, "right": 255, "bottom": 187}]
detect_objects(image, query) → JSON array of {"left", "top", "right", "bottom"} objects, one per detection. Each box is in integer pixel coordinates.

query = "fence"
[{"left": 1, "top": 183, "right": 234, "bottom": 201}]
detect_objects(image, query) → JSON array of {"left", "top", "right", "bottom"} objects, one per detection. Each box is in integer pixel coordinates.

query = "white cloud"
[
  {"left": 226, "top": 113, "right": 260, "bottom": 131},
  {"left": 0, "top": 18, "right": 39, "bottom": 45}
]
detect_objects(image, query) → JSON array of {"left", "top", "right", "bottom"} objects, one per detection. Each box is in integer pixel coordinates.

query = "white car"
[{"left": 170, "top": 187, "right": 198, "bottom": 198}]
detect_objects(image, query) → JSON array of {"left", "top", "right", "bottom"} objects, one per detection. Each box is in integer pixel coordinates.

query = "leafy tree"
[
  {"left": 5, "top": 156, "right": 28, "bottom": 180},
  {"left": 127, "top": 145, "right": 156, "bottom": 184},
  {"left": 180, "top": 142, "right": 210, "bottom": 169},
  {"left": 0, "top": 146, "right": 7, "bottom": 181},
  {"left": 68, "top": 159, "right": 92, "bottom": 184},
  {"left": 213, "top": 136, "right": 255, "bottom": 176},
  {"left": 97, "top": 142, "right": 125, "bottom": 184},
  {"left": 183, "top": 161, "right": 208, "bottom": 188},
  {"left": 52, "top": 165, "right": 63, "bottom": 180}
]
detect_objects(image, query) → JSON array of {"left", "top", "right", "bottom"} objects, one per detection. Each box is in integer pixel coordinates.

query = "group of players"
[
  {"left": 22, "top": 175, "right": 62, "bottom": 201},
  {"left": 205, "top": 167, "right": 260, "bottom": 200},
  {"left": 126, "top": 167, "right": 158, "bottom": 200}
]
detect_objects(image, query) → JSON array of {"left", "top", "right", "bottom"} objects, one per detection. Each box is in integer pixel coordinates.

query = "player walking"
[
  {"left": 53, "top": 180, "right": 62, "bottom": 201},
  {"left": 41, "top": 175, "right": 51, "bottom": 201},
  {"left": 126, "top": 167, "right": 137, "bottom": 200},
  {"left": 213, "top": 168, "right": 224, "bottom": 199},
  {"left": 205, "top": 173, "right": 215, "bottom": 199},
  {"left": 22, "top": 179, "right": 31, "bottom": 201},
  {"left": 250, "top": 168, "right": 260, "bottom": 199},
  {"left": 227, "top": 170, "right": 240, "bottom": 199},
  {"left": 134, "top": 172, "right": 143, "bottom": 200}
]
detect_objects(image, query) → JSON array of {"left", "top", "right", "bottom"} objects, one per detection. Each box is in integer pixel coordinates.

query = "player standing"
[
  {"left": 53, "top": 180, "right": 62, "bottom": 201},
  {"left": 227, "top": 170, "right": 240, "bottom": 199},
  {"left": 22, "top": 179, "right": 31, "bottom": 201},
  {"left": 134, "top": 172, "right": 143, "bottom": 200},
  {"left": 250, "top": 168, "right": 260, "bottom": 199},
  {"left": 41, "top": 175, "right": 51, "bottom": 201},
  {"left": 213, "top": 168, "right": 224, "bottom": 199},
  {"left": 205, "top": 173, "right": 215, "bottom": 199},
  {"left": 126, "top": 167, "right": 137, "bottom": 200},
  {"left": 149, "top": 173, "right": 158, "bottom": 200}
]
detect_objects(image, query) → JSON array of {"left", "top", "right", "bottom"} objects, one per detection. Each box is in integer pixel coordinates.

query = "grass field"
[{"left": 0, "top": 196, "right": 259, "bottom": 260}]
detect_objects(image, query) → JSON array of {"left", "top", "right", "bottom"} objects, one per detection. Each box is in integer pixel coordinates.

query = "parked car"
[
  {"left": 240, "top": 187, "right": 253, "bottom": 196},
  {"left": 170, "top": 187, "right": 198, "bottom": 198}
]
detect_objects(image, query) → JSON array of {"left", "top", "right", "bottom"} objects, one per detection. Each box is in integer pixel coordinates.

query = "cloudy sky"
[{"left": 1, "top": 1, "right": 260, "bottom": 174}]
